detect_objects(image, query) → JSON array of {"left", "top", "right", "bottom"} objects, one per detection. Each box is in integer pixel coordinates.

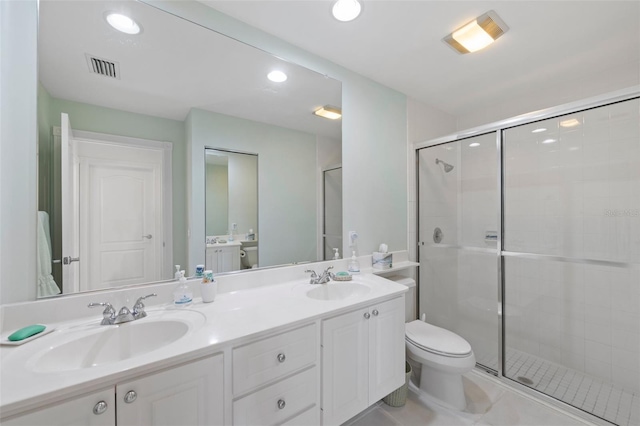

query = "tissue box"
[{"left": 372, "top": 252, "right": 392, "bottom": 270}]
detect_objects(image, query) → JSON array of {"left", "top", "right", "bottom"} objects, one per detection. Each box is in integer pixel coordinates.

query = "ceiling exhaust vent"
[{"left": 85, "top": 54, "right": 121, "bottom": 79}]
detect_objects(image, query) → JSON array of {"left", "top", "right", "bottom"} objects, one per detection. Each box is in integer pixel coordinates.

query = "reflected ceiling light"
[
  {"left": 332, "top": 0, "right": 362, "bottom": 22},
  {"left": 469, "top": 142, "right": 480, "bottom": 147},
  {"left": 313, "top": 105, "right": 342, "bottom": 120},
  {"left": 560, "top": 118, "right": 581, "bottom": 128},
  {"left": 532, "top": 127, "right": 547, "bottom": 133},
  {"left": 443, "top": 10, "right": 509, "bottom": 54},
  {"left": 542, "top": 138, "right": 557, "bottom": 144},
  {"left": 267, "top": 70, "right": 287, "bottom": 82},
  {"left": 105, "top": 12, "right": 141, "bottom": 35}
]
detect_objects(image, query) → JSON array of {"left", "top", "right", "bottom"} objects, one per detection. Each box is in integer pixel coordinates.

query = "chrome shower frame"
[{"left": 414, "top": 85, "right": 639, "bottom": 426}]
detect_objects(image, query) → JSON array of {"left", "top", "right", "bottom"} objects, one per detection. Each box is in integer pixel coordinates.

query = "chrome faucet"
[
  {"left": 305, "top": 266, "right": 334, "bottom": 284},
  {"left": 88, "top": 293, "right": 157, "bottom": 325}
]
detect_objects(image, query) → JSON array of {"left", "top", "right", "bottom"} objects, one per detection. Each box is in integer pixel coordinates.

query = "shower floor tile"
[{"left": 505, "top": 348, "right": 639, "bottom": 426}]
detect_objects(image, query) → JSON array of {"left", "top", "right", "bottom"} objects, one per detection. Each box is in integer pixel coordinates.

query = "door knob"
[
  {"left": 277, "top": 353, "right": 286, "bottom": 363},
  {"left": 142, "top": 234, "right": 153, "bottom": 239},
  {"left": 277, "top": 399, "right": 286, "bottom": 409},
  {"left": 364, "top": 312, "right": 371, "bottom": 319},
  {"left": 63, "top": 256, "right": 79, "bottom": 265},
  {"left": 372, "top": 309, "right": 379, "bottom": 316},
  {"left": 124, "top": 390, "right": 137, "bottom": 403},
  {"left": 93, "top": 400, "right": 108, "bottom": 415}
]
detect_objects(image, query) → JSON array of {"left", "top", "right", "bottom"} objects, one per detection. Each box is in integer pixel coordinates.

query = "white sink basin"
[
  {"left": 305, "top": 282, "right": 370, "bottom": 301},
  {"left": 27, "top": 310, "right": 206, "bottom": 373}
]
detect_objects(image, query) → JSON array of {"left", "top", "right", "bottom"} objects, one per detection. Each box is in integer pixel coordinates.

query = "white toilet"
[
  {"left": 385, "top": 275, "right": 476, "bottom": 410},
  {"left": 240, "top": 243, "right": 258, "bottom": 269}
]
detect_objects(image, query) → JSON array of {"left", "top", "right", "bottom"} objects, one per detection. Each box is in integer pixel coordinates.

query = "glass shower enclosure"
[{"left": 417, "top": 94, "right": 639, "bottom": 426}]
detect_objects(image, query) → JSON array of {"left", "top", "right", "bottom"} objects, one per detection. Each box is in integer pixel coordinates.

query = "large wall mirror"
[{"left": 34, "top": 0, "right": 342, "bottom": 299}]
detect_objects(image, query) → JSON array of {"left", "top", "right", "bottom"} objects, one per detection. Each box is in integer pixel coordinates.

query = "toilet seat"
[{"left": 405, "top": 320, "right": 472, "bottom": 358}]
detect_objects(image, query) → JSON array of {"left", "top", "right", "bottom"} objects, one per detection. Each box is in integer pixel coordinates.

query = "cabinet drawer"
[
  {"left": 281, "top": 405, "right": 319, "bottom": 426},
  {"left": 233, "top": 323, "right": 316, "bottom": 394},
  {"left": 233, "top": 367, "right": 317, "bottom": 426}
]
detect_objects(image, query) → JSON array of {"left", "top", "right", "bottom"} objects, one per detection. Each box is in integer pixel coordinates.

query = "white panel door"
[
  {"left": 116, "top": 355, "right": 224, "bottom": 426},
  {"left": 321, "top": 308, "right": 369, "bottom": 426},
  {"left": 368, "top": 297, "right": 406, "bottom": 403},
  {"left": 77, "top": 140, "right": 163, "bottom": 291},
  {"left": 2, "top": 388, "right": 115, "bottom": 426}
]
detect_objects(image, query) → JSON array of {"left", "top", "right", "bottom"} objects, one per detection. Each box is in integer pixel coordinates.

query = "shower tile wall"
[{"left": 503, "top": 98, "right": 640, "bottom": 403}]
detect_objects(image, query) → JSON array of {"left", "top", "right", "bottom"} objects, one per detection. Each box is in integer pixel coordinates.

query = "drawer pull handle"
[
  {"left": 277, "top": 399, "right": 286, "bottom": 410},
  {"left": 364, "top": 312, "right": 370, "bottom": 319},
  {"left": 277, "top": 353, "right": 286, "bottom": 363},
  {"left": 372, "top": 309, "right": 379, "bottom": 316},
  {"left": 124, "top": 390, "right": 137, "bottom": 403},
  {"left": 93, "top": 401, "right": 108, "bottom": 415}
]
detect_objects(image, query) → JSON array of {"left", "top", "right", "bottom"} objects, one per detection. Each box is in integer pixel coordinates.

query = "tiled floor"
[
  {"left": 503, "top": 349, "right": 640, "bottom": 426},
  {"left": 343, "top": 369, "right": 597, "bottom": 426}
]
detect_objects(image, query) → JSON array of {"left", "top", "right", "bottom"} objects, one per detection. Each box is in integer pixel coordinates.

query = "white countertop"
[
  {"left": 0, "top": 273, "right": 407, "bottom": 418},
  {"left": 206, "top": 240, "right": 242, "bottom": 248}
]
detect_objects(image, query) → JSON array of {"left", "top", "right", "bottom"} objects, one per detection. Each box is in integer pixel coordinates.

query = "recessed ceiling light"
[
  {"left": 267, "top": 71, "right": 287, "bottom": 83},
  {"left": 443, "top": 10, "right": 509, "bottom": 54},
  {"left": 560, "top": 118, "right": 581, "bottom": 128},
  {"left": 314, "top": 105, "right": 342, "bottom": 120},
  {"left": 469, "top": 142, "right": 480, "bottom": 147},
  {"left": 532, "top": 128, "right": 547, "bottom": 133},
  {"left": 542, "top": 138, "right": 557, "bottom": 144},
  {"left": 332, "top": 0, "right": 362, "bottom": 22},
  {"left": 105, "top": 12, "right": 141, "bottom": 35}
]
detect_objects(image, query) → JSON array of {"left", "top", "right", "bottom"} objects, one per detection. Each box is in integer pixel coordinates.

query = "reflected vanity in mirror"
[
  {"left": 33, "top": 0, "right": 342, "bottom": 300},
  {"left": 205, "top": 149, "right": 258, "bottom": 272}
]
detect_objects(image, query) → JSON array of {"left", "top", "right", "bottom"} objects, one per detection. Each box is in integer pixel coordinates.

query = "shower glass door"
[
  {"left": 417, "top": 132, "right": 499, "bottom": 371},
  {"left": 502, "top": 98, "right": 640, "bottom": 426}
]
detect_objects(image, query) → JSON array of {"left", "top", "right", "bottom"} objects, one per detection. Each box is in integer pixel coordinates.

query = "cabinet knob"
[
  {"left": 372, "top": 309, "right": 379, "bottom": 316},
  {"left": 364, "top": 312, "right": 370, "bottom": 319},
  {"left": 277, "top": 353, "right": 286, "bottom": 363},
  {"left": 124, "top": 390, "right": 137, "bottom": 403},
  {"left": 277, "top": 399, "right": 286, "bottom": 410},
  {"left": 93, "top": 400, "right": 108, "bottom": 415}
]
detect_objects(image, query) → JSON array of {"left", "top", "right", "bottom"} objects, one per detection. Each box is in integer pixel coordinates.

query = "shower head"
[{"left": 435, "top": 158, "right": 454, "bottom": 173}]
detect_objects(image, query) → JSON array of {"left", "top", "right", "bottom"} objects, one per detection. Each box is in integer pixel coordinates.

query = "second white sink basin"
[
  {"left": 306, "top": 282, "right": 370, "bottom": 301},
  {"left": 28, "top": 310, "right": 206, "bottom": 373}
]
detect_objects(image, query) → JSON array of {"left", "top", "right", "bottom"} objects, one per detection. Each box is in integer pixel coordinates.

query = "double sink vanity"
[{"left": 0, "top": 259, "right": 410, "bottom": 426}]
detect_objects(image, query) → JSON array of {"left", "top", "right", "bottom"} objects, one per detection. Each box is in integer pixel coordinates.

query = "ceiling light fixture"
[
  {"left": 105, "top": 12, "right": 141, "bottom": 35},
  {"left": 332, "top": 0, "right": 362, "bottom": 22},
  {"left": 267, "top": 70, "right": 287, "bottom": 82},
  {"left": 314, "top": 105, "right": 342, "bottom": 120},
  {"left": 532, "top": 128, "right": 547, "bottom": 133},
  {"left": 542, "top": 138, "right": 557, "bottom": 144},
  {"left": 443, "top": 10, "right": 508, "bottom": 54},
  {"left": 560, "top": 118, "right": 581, "bottom": 128},
  {"left": 469, "top": 142, "right": 480, "bottom": 147}
]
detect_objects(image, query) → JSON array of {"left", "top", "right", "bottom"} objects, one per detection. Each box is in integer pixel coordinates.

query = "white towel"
[{"left": 37, "top": 211, "right": 60, "bottom": 297}]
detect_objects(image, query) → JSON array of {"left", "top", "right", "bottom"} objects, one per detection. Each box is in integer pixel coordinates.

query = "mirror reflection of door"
[
  {"left": 323, "top": 166, "right": 343, "bottom": 260},
  {"left": 205, "top": 149, "right": 258, "bottom": 272}
]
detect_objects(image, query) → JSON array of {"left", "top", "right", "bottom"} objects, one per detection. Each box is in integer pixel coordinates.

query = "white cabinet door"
[
  {"left": 321, "top": 296, "right": 405, "bottom": 426},
  {"left": 116, "top": 354, "right": 224, "bottom": 426},
  {"left": 218, "top": 246, "right": 240, "bottom": 273},
  {"left": 206, "top": 247, "right": 218, "bottom": 273},
  {"left": 321, "top": 307, "right": 369, "bottom": 426},
  {"left": 2, "top": 388, "right": 115, "bottom": 426},
  {"left": 368, "top": 297, "right": 406, "bottom": 403}
]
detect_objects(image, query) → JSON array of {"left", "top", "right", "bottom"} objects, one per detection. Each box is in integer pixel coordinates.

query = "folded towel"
[{"left": 37, "top": 211, "right": 60, "bottom": 297}]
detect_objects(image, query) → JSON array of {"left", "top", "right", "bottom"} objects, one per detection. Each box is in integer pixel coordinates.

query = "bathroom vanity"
[{"left": 0, "top": 269, "right": 408, "bottom": 426}]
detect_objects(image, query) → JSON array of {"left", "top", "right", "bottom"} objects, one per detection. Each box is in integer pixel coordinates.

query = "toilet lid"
[{"left": 405, "top": 320, "right": 472, "bottom": 357}]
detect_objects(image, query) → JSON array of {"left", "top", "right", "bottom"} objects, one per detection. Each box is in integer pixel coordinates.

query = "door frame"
[{"left": 55, "top": 128, "right": 174, "bottom": 286}]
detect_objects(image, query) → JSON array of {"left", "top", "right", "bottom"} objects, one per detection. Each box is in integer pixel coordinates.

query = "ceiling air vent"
[{"left": 85, "top": 54, "right": 121, "bottom": 79}]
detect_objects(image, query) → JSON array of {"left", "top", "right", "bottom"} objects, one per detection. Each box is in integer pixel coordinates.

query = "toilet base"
[{"left": 418, "top": 364, "right": 467, "bottom": 410}]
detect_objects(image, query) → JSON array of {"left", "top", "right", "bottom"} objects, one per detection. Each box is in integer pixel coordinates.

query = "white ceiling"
[
  {"left": 38, "top": 0, "right": 342, "bottom": 139},
  {"left": 201, "top": 0, "right": 640, "bottom": 118}
]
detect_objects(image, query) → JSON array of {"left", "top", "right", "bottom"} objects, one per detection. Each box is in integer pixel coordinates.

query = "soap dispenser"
[
  {"left": 348, "top": 251, "right": 360, "bottom": 274},
  {"left": 333, "top": 248, "right": 340, "bottom": 260},
  {"left": 173, "top": 271, "right": 193, "bottom": 306},
  {"left": 174, "top": 265, "right": 181, "bottom": 280}
]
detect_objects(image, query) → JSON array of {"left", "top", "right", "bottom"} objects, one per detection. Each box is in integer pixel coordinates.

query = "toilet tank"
[{"left": 383, "top": 275, "right": 416, "bottom": 322}]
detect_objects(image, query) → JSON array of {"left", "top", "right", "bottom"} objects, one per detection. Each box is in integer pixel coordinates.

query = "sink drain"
[{"left": 517, "top": 376, "right": 534, "bottom": 385}]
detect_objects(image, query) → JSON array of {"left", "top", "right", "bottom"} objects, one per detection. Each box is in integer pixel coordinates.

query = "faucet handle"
[
  {"left": 88, "top": 302, "right": 116, "bottom": 325},
  {"left": 304, "top": 269, "right": 318, "bottom": 278},
  {"left": 132, "top": 293, "right": 157, "bottom": 319}
]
